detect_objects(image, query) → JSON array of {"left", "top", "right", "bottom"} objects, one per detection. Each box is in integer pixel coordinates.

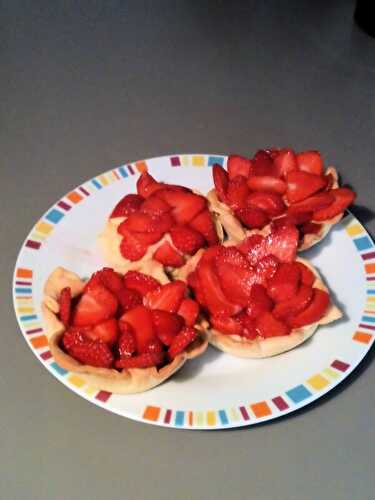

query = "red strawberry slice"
[
  {"left": 247, "top": 191, "right": 286, "bottom": 217},
  {"left": 160, "top": 190, "right": 206, "bottom": 224},
  {"left": 59, "top": 287, "right": 71, "bottom": 326},
  {"left": 237, "top": 234, "right": 266, "bottom": 265},
  {"left": 115, "top": 351, "right": 165, "bottom": 369},
  {"left": 120, "top": 305, "right": 156, "bottom": 353},
  {"left": 197, "top": 261, "right": 241, "bottom": 316},
  {"left": 226, "top": 176, "right": 250, "bottom": 210},
  {"left": 235, "top": 206, "right": 270, "bottom": 229},
  {"left": 286, "top": 171, "right": 327, "bottom": 203},
  {"left": 287, "top": 288, "right": 330, "bottom": 328},
  {"left": 213, "top": 164, "right": 229, "bottom": 202},
  {"left": 246, "top": 284, "right": 274, "bottom": 319},
  {"left": 119, "top": 229, "right": 147, "bottom": 261},
  {"left": 83, "top": 271, "right": 103, "bottom": 292},
  {"left": 255, "top": 255, "right": 280, "bottom": 285},
  {"left": 72, "top": 285, "right": 118, "bottom": 327},
  {"left": 145, "top": 337, "right": 164, "bottom": 354},
  {"left": 170, "top": 225, "right": 205, "bottom": 255},
  {"left": 123, "top": 271, "right": 161, "bottom": 296},
  {"left": 118, "top": 321, "right": 136, "bottom": 358},
  {"left": 119, "top": 212, "right": 173, "bottom": 234},
  {"left": 98, "top": 268, "right": 124, "bottom": 295},
  {"left": 287, "top": 192, "right": 334, "bottom": 214},
  {"left": 215, "top": 245, "right": 250, "bottom": 268},
  {"left": 140, "top": 194, "right": 171, "bottom": 216},
  {"left": 110, "top": 194, "right": 144, "bottom": 218},
  {"left": 295, "top": 262, "right": 316, "bottom": 286},
  {"left": 137, "top": 172, "right": 164, "bottom": 198},
  {"left": 256, "top": 312, "right": 291, "bottom": 338},
  {"left": 117, "top": 287, "right": 143, "bottom": 312},
  {"left": 63, "top": 328, "right": 114, "bottom": 368},
  {"left": 273, "top": 284, "right": 314, "bottom": 319},
  {"left": 312, "top": 188, "right": 356, "bottom": 221},
  {"left": 178, "top": 298, "right": 199, "bottom": 327},
  {"left": 272, "top": 212, "right": 313, "bottom": 230},
  {"left": 227, "top": 155, "right": 252, "bottom": 180},
  {"left": 189, "top": 209, "right": 219, "bottom": 245},
  {"left": 236, "top": 312, "right": 258, "bottom": 339},
  {"left": 86, "top": 318, "right": 119, "bottom": 346},
  {"left": 274, "top": 149, "right": 298, "bottom": 178},
  {"left": 130, "top": 230, "right": 164, "bottom": 245},
  {"left": 187, "top": 271, "right": 207, "bottom": 307},
  {"left": 265, "top": 148, "right": 280, "bottom": 160},
  {"left": 153, "top": 241, "right": 185, "bottom": 267},
  {"left": 247, "top": 176, "right": 287, "bottom": 194},
  {"left": 145, "top": 281, "right": 187, "bottom": 312},
  {"left": 211, "top": 314, "right": 242, "bottom": 335},
  {"left": 251, "top": 150, "right": 278, "bottom": 176},
  {"left": 151, "top": 309, "right": 184, "bottom": 346},
  {"left": 168, "top": 327, "right": 198, "bottom": 359},
  {"left": 264, "top": 224, "right": 299, "bottom": 263},
  {"left": 267, "top": 262, "right": 301, "bottom": 302},
  {"left": 296, "top": 151, "right": 324, "bottom": 176},
  {"left": 300, "top": 222, "right": 322, "bottom": 235}
]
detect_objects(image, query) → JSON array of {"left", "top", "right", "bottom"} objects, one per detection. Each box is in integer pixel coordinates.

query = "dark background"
[{"left": 1, "top": 1, "right": 374, "bottom": 499}]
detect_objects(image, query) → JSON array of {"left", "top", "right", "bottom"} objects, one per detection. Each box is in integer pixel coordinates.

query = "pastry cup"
[
  {"left": 207, "top": 166, "right": 343, "bottom": 251},
  {"left": 42, "top": 267, "right": 208, "bottom": 394}
]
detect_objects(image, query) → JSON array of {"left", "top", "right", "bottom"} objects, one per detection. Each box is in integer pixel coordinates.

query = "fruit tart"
[
  {"left": 42, "top": 267, "right": 207, "bottom": 393},
  {"left": 208, "top": 148, "right": 356, "bottom": 250},
  {"left": 98, "top": 172, "right": 221, "bottom": 275},
  {"left": 177, "top": 224, "right": 342, "bottom": 358}
]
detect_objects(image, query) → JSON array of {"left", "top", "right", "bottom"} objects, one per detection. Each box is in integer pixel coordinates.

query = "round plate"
[{"left": 13, "top": 154, "right": 375, "bottom": 429}]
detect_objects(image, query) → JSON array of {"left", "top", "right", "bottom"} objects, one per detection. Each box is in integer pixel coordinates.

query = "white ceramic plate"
[{"left": 13, "top": 154, "right": 375, "bottom": 429}]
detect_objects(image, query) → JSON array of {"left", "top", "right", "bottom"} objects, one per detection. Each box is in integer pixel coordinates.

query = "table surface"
[{"left": 2, "top": 1, "right": 375, "bottom": 499}]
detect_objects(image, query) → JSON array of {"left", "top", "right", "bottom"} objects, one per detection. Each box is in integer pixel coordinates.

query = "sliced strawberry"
[
  {"left": 170, "top": 225, "right": 205, "bottom": 255},
  {"left": 83, "top": 271, "right": 103, "bottom": 292},
  {"left": 153, "top": 240, "right": 185, "bottom": 267},
  {"left": 213, "top": 164, "right": 229, "bottom": 202},
  {"left": 211, "top": 314, "right": 242, "bottom": 335},
  {"left": 256, "top": 312, "right": 291, "bottom": 338},
  {"left": 287, "top": 192, "right": 334, "bottom": 214},
  {"left": 235, "top": 206, "right": 270, "bottom": 229},
  {"left": 247, "top": 191, "right": 286, "bottom": 217},
  {"left": 117, "top": 287, "right": 143, "bottom": 312},
  {"left": 272, "top": 212, "right": 313, "bottom": 230},
  {"left": 63, "top": 328, "right": 114, "bottom": 368},
  {"left": 300, "top": 222, "right": 322, "bottom": 235},
  {"left": 227, "top": 155, "right": 252, "bottom": 180},
  {"left": 247, "top": 176, "right": 287, "bottom": 194},
  {"left": 160, "top": 190, "right": 206, "bottom": 224},
  {"left": 295, "top": 262, "right": 315, "bottom": 286},
  {"left": 145, "top": 281, "right": 186, "bottom": 312},
  {"left": 118, "top": 321, "right": 136, "bottom": 358},
  {"left": 273, "top": 284, "right": 313, "bottom": 320},
  {"left": 110, "top": 194, "right": 144, "bottom": 218},
  {"left": 140, "top": 194, "right": 171, "bottom": 216},
  {"left": 115, "top": 351, "right": 165, "bottom": 369},
  {"left": 189, "top": 209, "right": 219, "bottom": 245},
  {"left": 151, "top": 309, "right": 184, "bottom": 346},
  {"left": 145, "top": 338, "right": 164, "bottom": 354},
  {"left": 264, "top": 224, "right": 299, "bottom": 263},
  {"left": 226, "top": 176, "right": 250, "bottom": 210},
  {"left": 86, "top": 318, "right": 118, "bottom": 346},
  {"left": 246, "top": 284, "right": 274, "bottom": 319},
  {"left": 237, "top": 234, "right": 266, "bottom": 265},
  {"left": 98, "top": 268, "right": 124, "bottom": 295},
  {"left": 251, "top": 150, "right": 278, "bottom": 176},
  {"left": 236, "top": 312, "right": 258, "bottom": 340},
  {"left": 267, "top": 262, "right": 301, "bottom": 302},
  {"left": 274, "top": 149, "right": 298, "bottom": 178},
  {"left": 120, "top": 305, "right": 156, "bottom": 353},
  {"left": 215, "top": 245, "right": 251, "bottom": 268},
  {"left": 265, "top": 148, "right": 280, "bottom": 160},
  {"left": 72, "top": 285, "right": 118, "bottom": 327},
  {"left": 119, "top": 229, "right": 147, "bottom": 261},
  {"left": 197, "top": 261, "right": 241, "bottom": 316},
  {"left": 178, "top": 299, "right": 199, "bottom": 327},
  {"left": 59, "top": 287, "right": 71, "bottom": 326},
  {"left": 119, "top": 212, "right": 173, "bottom": 235},
  {"left": 255, "top": 255, "right": 280, "bottom": 285},
  {"left": 123, "top": 270, "right": 161, "bottom": 296},
  {"left": 286, "top": 171, "right": 327, "bottom": 203},
  {"left": 296, "top": 151, "right": 324, "bottom": 176},
  {"left": 136, "top": 172, "right": 163, "bottom": 198},
  {"left": 187, "top": 271, "right": 207, "bottom": 307},
  {"left": 199, "top": 245, "right": 222, "bottom": 265},
  {"left": 312, "top": 188, "right": 356, "bottom": 221},
  {"left": 168, "top": 327, "right": 198, "bottom": 359},
  {"left": 131, "top": 230, "right": 164, "bottom": 245},
  {"left": 287, "top": 288, "right": 330, "bottom": 328}
]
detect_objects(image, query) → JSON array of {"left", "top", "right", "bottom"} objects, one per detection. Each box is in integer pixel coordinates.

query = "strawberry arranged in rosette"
[
  {"left": 42, "top": 267, "right": 207, "bottom": 393},
  {"left": 184, "top": 224, "right": 341, "bottom": 358},
  {"left": 99, "top": 172, "right": 219, "bottom": 272},
  {"left": 209, "top": 149, "right": 356, "bottom": 250}
]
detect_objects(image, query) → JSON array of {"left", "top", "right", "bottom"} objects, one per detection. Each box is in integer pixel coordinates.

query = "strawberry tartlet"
[
  {"left": 42, "top": 267, "right": 207, "bottom": 393},
  {"left": 98, "top": 172, "right": 221, "bottom": 275},
  {"left": 208, "top": 149, "right": 356, "bottom": 250}
]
